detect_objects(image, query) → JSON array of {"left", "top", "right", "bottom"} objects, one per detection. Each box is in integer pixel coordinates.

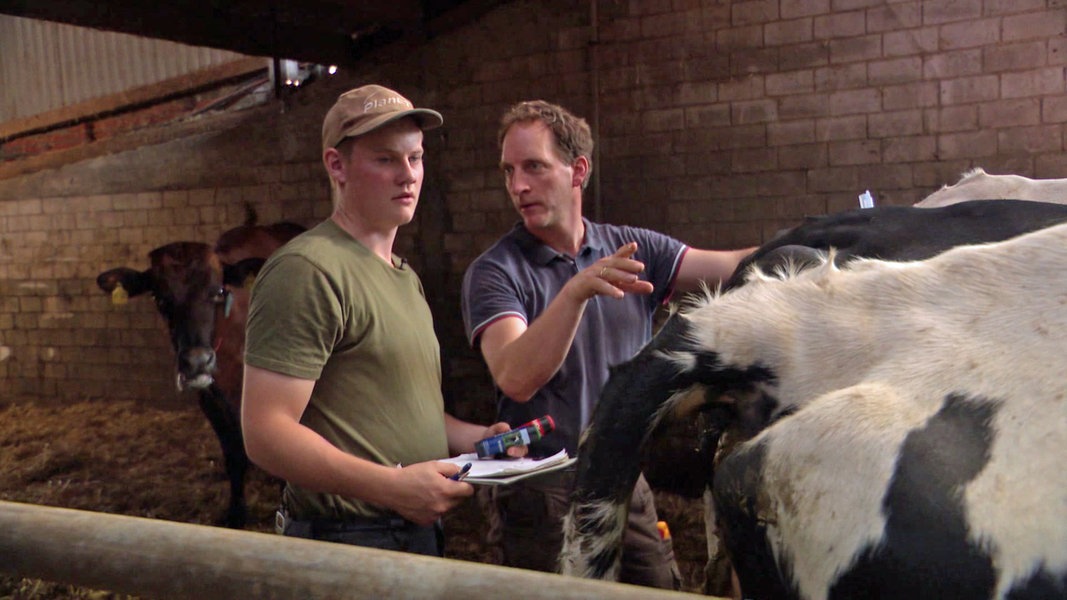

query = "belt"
[{"left": 276, "top": 507, "right": 414, "bottom": 536}]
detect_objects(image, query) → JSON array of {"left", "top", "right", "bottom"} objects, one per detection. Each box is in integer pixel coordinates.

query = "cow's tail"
[{"left": 559, "top": 313, "right": 704, "bottom": 580}]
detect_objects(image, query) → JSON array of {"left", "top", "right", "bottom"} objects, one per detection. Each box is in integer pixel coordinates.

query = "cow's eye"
[{"left": 209, "top": 286, "right": 229, "bottom": 304}]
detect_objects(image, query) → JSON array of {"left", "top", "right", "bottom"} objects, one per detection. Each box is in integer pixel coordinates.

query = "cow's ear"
[
  {"left": 222, "top": 258, "right": 267, "bottom": 287},
  {"left": 96, "top": 268, "right": 153, "bottom": 298}
]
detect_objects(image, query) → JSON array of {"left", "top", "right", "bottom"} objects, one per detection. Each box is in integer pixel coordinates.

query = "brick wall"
[{"left": 2, "top": 0, "right": 1066, "bottom": 422}]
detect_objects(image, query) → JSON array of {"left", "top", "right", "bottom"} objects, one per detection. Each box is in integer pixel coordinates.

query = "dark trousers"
[
  {"left": 278, "top": 509, "right": 444, "bottom": 557},
  {"left": 482, "top": 471, "right": 681, "bottom": 589}
]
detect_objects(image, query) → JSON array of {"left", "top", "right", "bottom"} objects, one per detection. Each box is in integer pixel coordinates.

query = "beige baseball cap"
[{"left": 321, "top": 84, "right": 443, "bottom": 150}]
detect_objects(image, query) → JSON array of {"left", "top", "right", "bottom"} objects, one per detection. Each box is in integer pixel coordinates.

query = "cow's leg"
[{"left": 197, "top": 386, "right": 249, "bottom": 528}]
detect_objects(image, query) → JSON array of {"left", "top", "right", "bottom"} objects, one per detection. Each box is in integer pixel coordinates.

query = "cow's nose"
[
  {"left": 177, "top": 347, "right": 217, "bottom": 390},
  {"left": 182, "top": 347, "right": 216, "bottom": 372}
]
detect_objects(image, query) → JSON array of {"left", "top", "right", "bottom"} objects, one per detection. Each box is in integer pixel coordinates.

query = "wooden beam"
[
  {"left": 0, "top": 501, "right": 715, "bottom": 600},
  {"left": 0, "top": 56, "right": 269, "bottom": 141},
  {"left": 0, "top": 103, "right": 276, "bottom": 182}
]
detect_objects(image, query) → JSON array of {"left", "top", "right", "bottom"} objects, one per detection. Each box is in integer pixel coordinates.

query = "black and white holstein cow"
[
  {"left": 915, "top": 167, "right": 1067, "bottom": 208},
  {"left": 96, "top": 209, "right": 304, "bottom": 528},
  {"left": 561, "top": 200, "right": 1067, "bottom": 599},
  {"left": 722, "top": 198, "right": 1067, "bottom": 291}
]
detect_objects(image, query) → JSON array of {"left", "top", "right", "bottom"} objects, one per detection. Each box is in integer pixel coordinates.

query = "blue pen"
[{"left": 449, "top": 462, "right": 472, "bottom": 481}]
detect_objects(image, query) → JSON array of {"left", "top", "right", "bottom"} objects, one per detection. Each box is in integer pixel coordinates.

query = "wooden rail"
[{"left": 0, "top": 501, "right": 712, "bottom": 599}]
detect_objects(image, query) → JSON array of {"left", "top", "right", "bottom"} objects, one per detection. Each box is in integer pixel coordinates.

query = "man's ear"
[
  {"left": 323, "top": 147, "right": 346, "bottom": 185},
  {"left": 572, "top": 155, "right": 590, "bottom": 188}
]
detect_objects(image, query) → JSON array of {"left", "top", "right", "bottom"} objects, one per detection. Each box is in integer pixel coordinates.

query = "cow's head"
[
  {"left": 97, "top": 242, "right": 237, "bottom": 391},
  {"left": 97, "top": 211, "right": 304, "bottom": 397}
]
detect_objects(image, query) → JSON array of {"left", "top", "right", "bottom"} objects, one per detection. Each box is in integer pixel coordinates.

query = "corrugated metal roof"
[{"left": 0, "top": 15, "right": 251, "bottom": 123}]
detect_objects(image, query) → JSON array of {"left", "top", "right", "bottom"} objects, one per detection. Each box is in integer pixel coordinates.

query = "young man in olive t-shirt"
[{"left": 242, "top": 84, "right": 519, "bottom": 556}]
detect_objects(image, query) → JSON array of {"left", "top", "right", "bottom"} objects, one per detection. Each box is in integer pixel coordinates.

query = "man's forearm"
[{"left": 486, "top": 292, "right": 587, "bottom": 402}]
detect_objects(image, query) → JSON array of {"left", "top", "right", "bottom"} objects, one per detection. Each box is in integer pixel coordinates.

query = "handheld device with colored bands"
[{"left": 475, "top": 415, "right": 555, "bottom": 459}]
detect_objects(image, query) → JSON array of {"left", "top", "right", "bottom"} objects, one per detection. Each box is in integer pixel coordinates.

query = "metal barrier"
[{"left": 0, "top": 501, "right": 712, "bottom": 599}]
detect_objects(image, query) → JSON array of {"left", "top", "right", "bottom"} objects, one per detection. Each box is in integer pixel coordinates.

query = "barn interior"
[
  {"left": 4, "top": 0, "right": 1063, "bottom": 419},
  {"left": 2, "top": 0, "right": 1067, "bottom": 597}
]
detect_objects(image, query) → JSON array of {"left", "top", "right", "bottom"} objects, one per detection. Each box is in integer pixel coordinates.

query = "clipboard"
[{"left": 439, "top": 450, "right": 576, "bottom": 486}]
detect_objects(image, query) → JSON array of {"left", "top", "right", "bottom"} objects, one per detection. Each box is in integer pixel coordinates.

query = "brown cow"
[{"left": 96, "top": 208, "right": 304, "bottom": 528}]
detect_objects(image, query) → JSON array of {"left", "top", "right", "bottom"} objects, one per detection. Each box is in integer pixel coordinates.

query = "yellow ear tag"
[
  {"left": 243, "top": 273, "right": 256, "bottom": 290},
  {"left": 111, "top": 283, "right": 129, "bottom": 305}
]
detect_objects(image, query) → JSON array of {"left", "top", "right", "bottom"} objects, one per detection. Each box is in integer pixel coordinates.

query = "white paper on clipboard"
[{"left": 439, "top": 450, "right": 575, "bottom": 486}]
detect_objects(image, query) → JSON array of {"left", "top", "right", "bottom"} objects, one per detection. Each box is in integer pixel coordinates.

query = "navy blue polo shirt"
[{"left": 461, "top": 219, "right": 687, "bottom": 457}]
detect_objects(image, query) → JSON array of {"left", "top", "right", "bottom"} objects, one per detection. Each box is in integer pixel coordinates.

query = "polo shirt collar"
[{"left": 512, "top": 218, "right": 610, "bottom": 265}]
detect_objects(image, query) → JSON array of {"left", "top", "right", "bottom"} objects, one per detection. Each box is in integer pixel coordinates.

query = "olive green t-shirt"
[{"left": 245, "top": 219, "right": 448, "bottom": 519}]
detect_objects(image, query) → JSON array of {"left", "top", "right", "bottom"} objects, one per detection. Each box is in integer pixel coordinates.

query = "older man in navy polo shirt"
[{"left": 461, "top": 100, "right": 752, "bottom": 589}]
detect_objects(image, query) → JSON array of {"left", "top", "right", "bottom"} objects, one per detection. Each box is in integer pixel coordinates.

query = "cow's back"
[
  {"left": 725, "top": 199, "right": 1067, "bottom": 290},
  {"left": 916, "top": 168, "right": 1067, "bottom": 208}
]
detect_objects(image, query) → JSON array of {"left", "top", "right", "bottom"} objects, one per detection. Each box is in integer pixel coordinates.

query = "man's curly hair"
[{"left": 498, "top": 100, "right": 594, "bottom": 189}]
